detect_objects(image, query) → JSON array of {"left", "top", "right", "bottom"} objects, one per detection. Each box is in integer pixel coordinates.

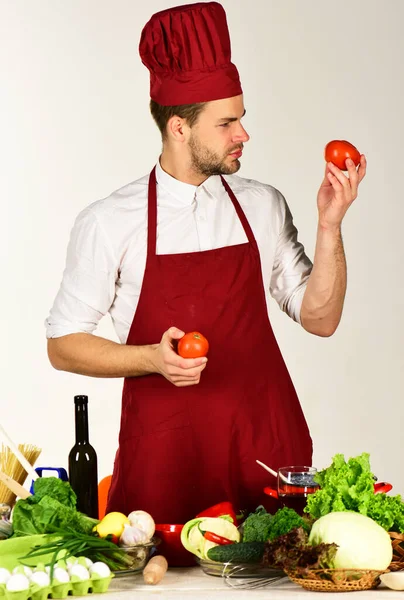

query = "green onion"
[{"left": 21, "top": 529, "right": 133, "bottom": 573}]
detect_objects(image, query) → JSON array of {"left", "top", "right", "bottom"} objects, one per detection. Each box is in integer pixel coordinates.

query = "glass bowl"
[
  {"left": 197, "top": 558, "right": 284, "bottom": 579},
  {"left": 113, "top": 537, "right": 161, "bottom": 576}
]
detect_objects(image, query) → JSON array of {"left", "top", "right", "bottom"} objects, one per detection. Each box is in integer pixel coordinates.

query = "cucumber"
[{"left": 207, "top": 541, "right": 265, "bottom": 564}]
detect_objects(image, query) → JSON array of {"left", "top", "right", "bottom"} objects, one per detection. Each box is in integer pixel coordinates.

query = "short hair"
[{"left": 149, "top": 99, "right": 207, "bottom": 140}]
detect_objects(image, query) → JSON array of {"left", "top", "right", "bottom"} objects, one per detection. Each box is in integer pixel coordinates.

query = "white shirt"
[{"left": 45, "top": 161, "right": 313, "bottom": 344}]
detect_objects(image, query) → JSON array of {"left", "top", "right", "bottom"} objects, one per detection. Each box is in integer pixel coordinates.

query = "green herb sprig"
[{"left": 21, "top": 530, "right": 133, "bottom": 578}]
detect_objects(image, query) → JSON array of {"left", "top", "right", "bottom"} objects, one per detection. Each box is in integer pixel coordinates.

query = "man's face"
[{"left": 187, "top": 95, "right": 250, "bottom": 177}]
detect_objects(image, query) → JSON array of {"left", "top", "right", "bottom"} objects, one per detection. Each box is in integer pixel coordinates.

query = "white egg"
[
  {"left": 89, "top": 562, "right": 111, "bottom": 578},
  {"left": 12, "top": 566, "right": 32, "bottom": 578},
  {"left": 75, "top": 556, "right": 93, "bottom": 570},
  {"left": 69, "top": 565, "right": 90, "bottom": 581},
  {"left": 0, "top": 568, "right": 10, "bottom": 584},
  {"left": 45, "top": 566, "right": 51, "bottom": 575},
  {"left": 6, "top": 574, "right": 30, "bottom": 592},
  {"left": 30, "top": 572, "right": 50, "bottom": 587},
  {"left": 82, "top": 558, "right": 93, "bottom": 568},
  {"left": 52, "top": 567, "right": 70, "bottom": 584},
  {"left": 66, "top": 557, "right": 77, "bottom": 569}
]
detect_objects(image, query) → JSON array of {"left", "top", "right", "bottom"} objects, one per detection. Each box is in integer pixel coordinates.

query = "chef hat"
[{"left": 139, "top": 2, "right": 242, "bottom": 106}]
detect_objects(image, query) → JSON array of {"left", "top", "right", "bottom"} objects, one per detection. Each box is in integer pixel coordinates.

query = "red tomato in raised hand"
[
  {"left": 178, "top": 331, "right": 209, "bottom": 358},
  {"left": 324, "top": 140, "right": 361, "bottom": 171}
]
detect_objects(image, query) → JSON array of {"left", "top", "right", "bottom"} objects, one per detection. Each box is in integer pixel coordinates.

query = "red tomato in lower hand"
[
  {"left": 324, "top": 140, "right": 361, "bottom": 171},
  {"left": 177, "top": 331, "right": 209, "bottom": 358}
]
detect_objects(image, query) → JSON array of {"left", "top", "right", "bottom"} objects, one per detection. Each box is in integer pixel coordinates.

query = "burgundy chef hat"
[{"left": 139, "top": 2, "right": 243, "bottom": 106}]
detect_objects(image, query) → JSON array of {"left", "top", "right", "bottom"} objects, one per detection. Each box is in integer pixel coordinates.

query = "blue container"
[{"left": 29, "top": 467, "right": 68, "bottom": 494}]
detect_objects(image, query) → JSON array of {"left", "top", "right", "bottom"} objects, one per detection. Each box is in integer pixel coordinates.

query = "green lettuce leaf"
[
  {"left": 32, "top": 477, "right": 77, "bottom": 509},
  {"left": 12, "top": 495, "right": 98, "bottom": 537},
  {"left": 365, "top": 493, "right": 404, "bottom": 533},
  {"left": 305, "top": 452, "right": 404, "bottom": 532},
  {"left": 11, "top": 478, "right": 98, "bottom": 537},
  {"left": 305, "top": 453, "right": 375, "bottom": 519},
  {"left": 262, "top": 527, "right": 338, "bottom": 571}
]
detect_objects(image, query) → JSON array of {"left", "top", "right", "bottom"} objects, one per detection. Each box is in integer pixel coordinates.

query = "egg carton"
[{"left": 0, "top": 574, "right": 114, "bottom": 600}]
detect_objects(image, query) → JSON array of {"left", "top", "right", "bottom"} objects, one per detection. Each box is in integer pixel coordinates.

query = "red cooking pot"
[
  {"left": 264, "top": 480, "right": 393, "bottom": 500},
  {"left": 154, "top": 524, "right": 196, "bottom": 567}
]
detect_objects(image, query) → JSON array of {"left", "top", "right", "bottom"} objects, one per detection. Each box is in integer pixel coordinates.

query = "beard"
[{"left": 188, "top": 133, "right": 242, "bottom": 177}]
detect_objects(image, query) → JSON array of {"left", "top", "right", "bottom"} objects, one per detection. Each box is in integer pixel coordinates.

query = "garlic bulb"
[
  {"left": 127, "top": 510, "right": 155, "bottom": 539},
  {"left": 0, "top": 519, "right": 13, "bottom": 540},
  {"left": 119, "top": 523, "right": 150, "bottom": 546},
  {"left": 380, "top": 572, "right": 404, "bottom": 591}
]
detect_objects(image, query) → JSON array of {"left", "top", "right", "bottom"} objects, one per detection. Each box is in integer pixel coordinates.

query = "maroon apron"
[{"left": 107, "top": 167, "right": 312, "bottom": 523}]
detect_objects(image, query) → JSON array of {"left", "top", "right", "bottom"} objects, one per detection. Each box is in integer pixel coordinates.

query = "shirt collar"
[
  {"left": 155, "top": 159, "right": 225, "bottom": 204},
  {"left": 201, "top": 173, "right": 225, "bottom": 198},
  {"left": 155, "top": 159, "right": 197, "bottom": 205}
]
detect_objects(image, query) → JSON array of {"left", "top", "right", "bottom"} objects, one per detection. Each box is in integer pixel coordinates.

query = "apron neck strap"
[
  {"left": 220, "top": 176, "right": 256, "bottom": 244},
  {"left": 147, "top": 167, "right": 256, "bottom": 256},
  {"left": 147, "top": 167, "right": 158, "bottom": 257}
]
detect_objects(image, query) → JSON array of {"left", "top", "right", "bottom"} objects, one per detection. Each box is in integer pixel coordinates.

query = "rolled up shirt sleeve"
[
  {"left": 45, "top": 206, "right": 118, "bottom": 339},
  {"left": 270, "top": 191, "right": 313, "bottom": 324}
]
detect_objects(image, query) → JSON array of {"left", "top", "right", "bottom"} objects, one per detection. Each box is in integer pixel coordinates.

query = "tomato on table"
[
  {"left": 324, "top": 140, "right": 361, "bottom": 171},
  {"left": 178, "top": 331, "right": 209, "bottom": 358}
]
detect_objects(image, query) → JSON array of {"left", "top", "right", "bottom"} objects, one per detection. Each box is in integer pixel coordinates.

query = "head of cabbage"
[{"left": 309, "top": 511, "right": 392, "bottom": 570}]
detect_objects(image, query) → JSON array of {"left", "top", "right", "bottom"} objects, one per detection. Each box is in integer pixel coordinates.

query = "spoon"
[
  {"left": 256, "top": 460, "right": 289, "bottom": 483},
  {"left": 0, "top": 423, "right": 39, "bottom": 481},
  {"left": 0, "top": 470, "right": 32, "bottom": 499}
]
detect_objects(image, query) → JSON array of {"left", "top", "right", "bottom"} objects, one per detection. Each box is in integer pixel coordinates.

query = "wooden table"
[{"left": 107, "top": 566, "right": 403, "bottom": 598}]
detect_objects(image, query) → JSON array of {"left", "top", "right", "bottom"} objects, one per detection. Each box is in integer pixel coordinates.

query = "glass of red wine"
[{"left": 277, "top": 466, "right": 319, "bottom": 514}]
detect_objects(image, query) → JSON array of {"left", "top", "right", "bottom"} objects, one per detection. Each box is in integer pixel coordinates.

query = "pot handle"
[
  {"left": 263, "top": 486, "right": 279, "bottom": 499},
  {"left": 374, "top": 482, "right": 392, "bottom": 494},
  {"left": 264, "top": 482, "right": 392, "bottom": 498}
]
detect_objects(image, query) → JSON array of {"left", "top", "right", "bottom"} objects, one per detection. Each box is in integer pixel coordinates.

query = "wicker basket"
[
  {"left": 389, "top": 531, "right": 404, "bottom": 571},
  {"left": 287, "top": 568, "right": 387, "bottom": 593}
]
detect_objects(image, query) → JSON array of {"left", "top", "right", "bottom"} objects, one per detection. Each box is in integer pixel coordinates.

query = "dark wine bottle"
[{"left": 68, "top": 395, "right": 99, "bottom": 518}]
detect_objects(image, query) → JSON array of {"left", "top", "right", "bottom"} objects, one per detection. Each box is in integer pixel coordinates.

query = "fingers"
[
  {"left": 161, "top": 327, "right": 207, "bottom": 367},
  {"left": 163, "top": 341, "right": 208, "bottom": 370},
  {"left": 326, "top": 163, "right": 345, "bottom": 194},
  {"left": 327, "top": 161, "right": 362, "bottom": 202},
  {"left": 177, "top": 356, "right": 208, "bottom": 370},
  {"left": 357, "top": 154, "right": 367, "bottom": 183},
  {"left": 327, "top": 154, "right": 367, "bottom": 199},
  {"left": 162, "top": 359, "right": 206, "bottom": 386},
  {"left": 158, "top": 326, "right": 208, "bottom": 386},
  {"left": 345, "top": 158, "right": 359, "bottom": 198},
  {"left": 322, "top": 162, "right": 332, "bottom": 184},
  {"left": 167, "top": 360, "right": 207, "bottom": 377},
  {"left": 163, "top": 326, "right": 185, "bottom": 341},
  {"left": 172, "top": 375, "right": 202, "bottom": 387},
  {"left": 327, "top": 162, "right": 349, "bottom": 188}
]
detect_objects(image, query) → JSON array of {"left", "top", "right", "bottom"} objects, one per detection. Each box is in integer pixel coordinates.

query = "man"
[{"left": 46, "top": 2, "right": 366, "bottom": 523}]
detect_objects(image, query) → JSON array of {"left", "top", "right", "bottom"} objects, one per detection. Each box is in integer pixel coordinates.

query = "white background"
[{"left": 1, "top": 1, "right": 403, "bottom": 496}]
